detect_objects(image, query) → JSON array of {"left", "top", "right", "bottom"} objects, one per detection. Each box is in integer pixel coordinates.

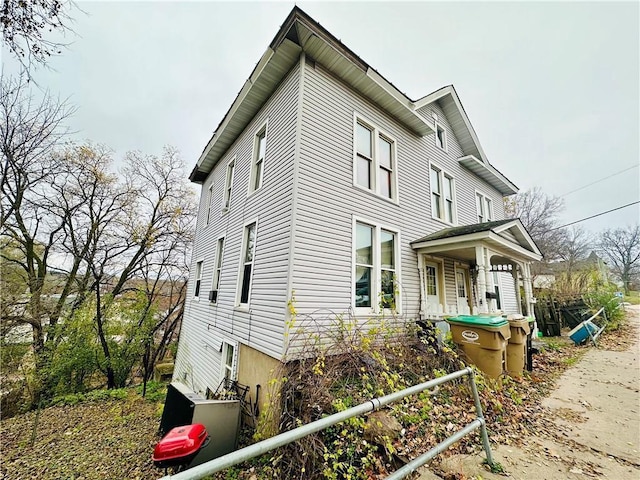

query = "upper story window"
[
  {"left": 223, "top": 158, "right": 235, "bottom": 212},
  {"left": 430, "top": 164, "right": 456, "bottom": 225},
  {"left": 435, "top": 122, "right": 448, "bottom": 151},
  {"left": 354, "top": 220, "right": 399, "bottom": 312},
  {"left": 237, "top": 222, "right": 257, "bottom": 306},
  {"left": 476, "top": 191, "right": 494, "bottom": 223},
  {"left": 354, "top": 117, "right": 397, "bottom": 201},
  {"left": 210, "top": 237, "right": 224, "bottom": 304},
  {"left": 194, "top": 260, "right": 203, "bottom": 298},
  {"left": 249, "top": 124, "right": 267, "bottom": 194},
  {"left": 205, "top": 184, "right": 214, "bottom": 226}
]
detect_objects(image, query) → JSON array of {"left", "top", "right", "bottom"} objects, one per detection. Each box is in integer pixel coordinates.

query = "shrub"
[
  {"left": 583, "top": 283, "right": 625, "bottom": 330},
  {"left": 255, "top": 307, "right": 465, "bottom": 480}
]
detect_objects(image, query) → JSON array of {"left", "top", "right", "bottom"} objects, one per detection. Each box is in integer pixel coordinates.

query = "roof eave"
[
  {"left": 459, "top": 155, "right": 518, "bottom": 196},
  {"left": 189, "top": 7, "right": 433, "bottom": 184}
]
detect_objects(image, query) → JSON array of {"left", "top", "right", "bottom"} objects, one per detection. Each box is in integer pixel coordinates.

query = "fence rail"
[{"left": 158, "top": 367, "right": 494, "bottom": 480}]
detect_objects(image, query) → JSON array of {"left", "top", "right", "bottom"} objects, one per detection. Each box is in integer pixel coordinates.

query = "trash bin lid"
[{"left": 446, "top": 315, "right": 508, "bottom": 328}]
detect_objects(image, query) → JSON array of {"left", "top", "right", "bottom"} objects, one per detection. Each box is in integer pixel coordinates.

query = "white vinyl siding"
[
  {"left": 174, "top": 63, "right": 299, "bottom": 394},
  {"left": 293, "top": 60, "right": 422, "bottom": 330},
  {"left": 416, "top": 103, "right": 506, "bottom": 225},
  {"left": 496, "top": 271, "right": 518, "bottom": 313}
]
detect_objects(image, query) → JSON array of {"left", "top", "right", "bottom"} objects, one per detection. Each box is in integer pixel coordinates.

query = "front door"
[
  {"left": 456, "top": 268, "right": 470, "bottom": 314},
  {"left": 424, "top": 262, "right": 441, "bottom": 314}
]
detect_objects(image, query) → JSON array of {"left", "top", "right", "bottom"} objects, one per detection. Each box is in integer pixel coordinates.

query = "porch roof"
[{"left": 410, "top": 219, "right": 542, "bottom": 262}]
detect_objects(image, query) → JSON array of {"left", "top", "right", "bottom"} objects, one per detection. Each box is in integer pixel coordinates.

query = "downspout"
[{"left": 283, "top": 51, "right": 305, "bottom": 357}]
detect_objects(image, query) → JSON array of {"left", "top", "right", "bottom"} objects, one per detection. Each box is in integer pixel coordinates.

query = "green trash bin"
[{"left": 447, "top": 315, "right": 511, "bottom": 378}]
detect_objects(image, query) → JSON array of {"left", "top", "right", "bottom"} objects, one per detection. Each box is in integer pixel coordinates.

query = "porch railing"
[{"left": 158, "top": 366, "right": 495, "bottom": 480}]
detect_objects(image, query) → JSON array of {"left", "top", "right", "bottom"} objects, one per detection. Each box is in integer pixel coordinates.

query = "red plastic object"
[{"left": 153, "top": 423, "right": 209, "bottom": 469}]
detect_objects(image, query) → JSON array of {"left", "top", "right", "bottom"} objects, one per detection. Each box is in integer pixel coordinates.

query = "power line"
[
  {"left": 550, "top": 200, "right": 640, "bottom": 230},
  {"left": 559, "top": 164, "right": 639, "bottom": 197}
]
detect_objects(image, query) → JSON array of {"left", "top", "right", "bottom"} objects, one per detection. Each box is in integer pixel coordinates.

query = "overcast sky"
[{"left": 2, "top": 1, "right": 638, "bottom": 233}]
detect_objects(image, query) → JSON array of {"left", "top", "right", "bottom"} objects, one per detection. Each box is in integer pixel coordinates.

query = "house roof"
[
  {"left": 190, "top": 6, "right": 433, "bottom": 183},
  {"left": 411, "top": 218, "right": 542, "bottom": 261},
  {"left": 189, "top": 7, "right": 519, "bottom": 195},
  {"left": 415, "top": 86, "right": 518, "bottom": 195},
  {"left": 411, "top": 219, "right": 515, "bottom": 243}
]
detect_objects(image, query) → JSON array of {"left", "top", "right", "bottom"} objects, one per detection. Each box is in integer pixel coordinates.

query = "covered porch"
[{"left": 410, "top": 219, "right": 542, "bottom": 320}]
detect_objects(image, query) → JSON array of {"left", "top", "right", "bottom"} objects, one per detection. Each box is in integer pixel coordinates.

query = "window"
[
  {"left": 210, "top": 238, "right": 224, "bottom": 303},
  {"left": 250, "top": 126, "right": 266, "bottom": 193},
  {"left": 380, "top": 229, "right": 396, "bottom": 308},
  {"left": 425, "top": 265, "right": 437, "bottom": 296},
  {"left": 237, "top": 222, "right": 257, "bottom": 305},
  {"left": 355, "top": 223, "right": 373, "bottom": 307},
  {"left": 354, "top": 118, "right": 397, "bottom": 200},
  {"left": 476, "top": 192, "right": 493, "bottom": 223},
  {"left": 205, "top": 184, "right": 214, "bottom": 226},
  {"left": 435, "top": 122, "right": 447, "bottom": 151},
  {"left": 221, "top": 342, "right": 235, "bottom": 381},
  {"left": 430, "top": 165, "right": 456, "bottom": 224},
  {"left": 456, "top": 271, "right": 467, "bottom": 298},
  {"left": 223, "top": 159, "right": 235, "bottom": 211},
  {"left": 194, "top": 261, "right": 203, "bottom": 298},
  {"left": 354, "top": 221, "right": 399, "bottom": 311}
]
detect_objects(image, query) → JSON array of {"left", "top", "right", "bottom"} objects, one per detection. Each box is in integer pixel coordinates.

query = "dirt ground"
[{"left": 420, "top": 305, "right": 640, "bottom": 480}]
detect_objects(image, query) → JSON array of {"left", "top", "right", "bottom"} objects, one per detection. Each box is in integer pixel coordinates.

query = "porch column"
[
  {"left": 522, "top": 263, "right": 534, "bottom": 317},
  {"left": 513, "top": 264, "right": 523, "bottom": 315},
  {"left": 485, "top": 249, "right": 497, "bottom": 313},
  {"left": 475, "top": 246, "right": 487, "bottom": 313},
  {"left": 417, "top": 254, "right": 426, "bottom": 317}
]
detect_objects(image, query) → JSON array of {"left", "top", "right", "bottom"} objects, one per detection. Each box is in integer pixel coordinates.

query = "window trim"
[
  {"left": 194, "top": 259, "right": 204, "bottom": 299},
  {"left": 236, "top": 219, "right": 258, "bottom": 308},
  {"left": 220, "top": 340, "right": 238, "bottom": 382},
  {"left": 424, "top": 260, "right": 442, "bottom": 301},
  {"left": 248, "top": 121, "right": 268, "bottom": 196},
  {"left": 429, "top": 162, "right": 457, "bottom": 226},
  {"left": 209, "top": 236, "right": 225, "bottom": 304},
  {"left": 222, "top": 157, "right": 236, "bottom": 213},
  {"left": 475, "top": 190, "right": 494, "bottom": 223},
  {"left": 352, "top": 114, "right": 399, "bottom": 204},
  {"left": 352, "top": 215, "right": 402, "bottom": 314},
  {"left": 454, "top": 263, "right": 471, "bottom": 312},
  {"left": 205, "top": 184, "right": 214, "bottom": 226},
  {"left": 419, "top": 254, "right": 446, "bottom": 313},
  {"left": 434, "top": 121, "right": 448, "bottom": 152}
]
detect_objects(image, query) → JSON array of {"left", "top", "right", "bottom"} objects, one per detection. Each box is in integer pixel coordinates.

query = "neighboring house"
[
  {"left": 173, "top": 8, "right": 542, "bottom": 407},
  {"left": 532, "top": 251, "right": 609, "bottom": 289}
]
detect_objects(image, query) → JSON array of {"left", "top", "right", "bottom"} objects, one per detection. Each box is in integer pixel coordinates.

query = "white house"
[{"left": 173, "top": 7, "right": 542, "bottom": 408}]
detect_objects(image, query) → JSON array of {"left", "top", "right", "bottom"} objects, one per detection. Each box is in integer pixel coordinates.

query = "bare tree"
[
  {"left": 598, "top": 225, "right": 640, "bottom": 295},
  {"left": 1, "top": 73, "right": 195, "bottom": 401},
  {"left": 83, "top": 147, "right": 195, "bottom": 389},
  {"left": 557, "top": 226, "right": 592, "bottom": 274},
  {"left": 508, "top": 187, "right": 566, "bottom": 261},
  {"left": 0, "top": 75, "right": 77, "bottom": 398},
  {"left": 1, "top": 1, "right": 75, "bottom": 77}
]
